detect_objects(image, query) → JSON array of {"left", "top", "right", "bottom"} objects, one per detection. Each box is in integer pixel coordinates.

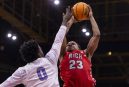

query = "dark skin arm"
[
  {"left": 84, "top": 6, "right": 100, "bottom": 62},
  {"left": 59, "top": 16, "right": 75, "bottom": 62}
]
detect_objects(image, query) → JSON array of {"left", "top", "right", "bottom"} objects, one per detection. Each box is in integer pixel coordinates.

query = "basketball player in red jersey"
[{"left": 59, "top": 6, "right": 100, "bottom": 87}]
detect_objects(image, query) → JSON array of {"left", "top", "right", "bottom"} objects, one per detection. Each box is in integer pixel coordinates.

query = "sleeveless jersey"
[{"left": 60, "top": 50, "right": 96, "bottom": 87}]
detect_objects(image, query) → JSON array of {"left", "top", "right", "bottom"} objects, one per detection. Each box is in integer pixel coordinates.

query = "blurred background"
[{"left": 0, "top": 0, "right": 129, "bottom": 87}]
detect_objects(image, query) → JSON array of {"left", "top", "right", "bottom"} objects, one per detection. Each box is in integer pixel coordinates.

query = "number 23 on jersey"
[{"left": 69, "top": 60, "right": 83, "bottom": 69}]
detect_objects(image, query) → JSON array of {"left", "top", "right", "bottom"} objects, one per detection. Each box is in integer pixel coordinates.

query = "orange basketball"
[{"left": 72, "top": 2, "right": 89, "bottom": 21}]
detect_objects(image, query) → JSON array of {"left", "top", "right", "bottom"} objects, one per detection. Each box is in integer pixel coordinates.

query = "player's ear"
[{"left": 77, "top": 44, "right": 81, "bottom": 50}]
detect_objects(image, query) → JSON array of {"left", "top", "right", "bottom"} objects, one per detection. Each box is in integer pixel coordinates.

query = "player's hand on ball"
[{"left": 88, "top": 5, "right": 93, "bottom": 18}]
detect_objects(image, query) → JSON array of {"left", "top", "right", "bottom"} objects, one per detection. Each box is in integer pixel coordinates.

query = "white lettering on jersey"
[{"left": 69, "top": 53, "right": 82, "bottom": 59}]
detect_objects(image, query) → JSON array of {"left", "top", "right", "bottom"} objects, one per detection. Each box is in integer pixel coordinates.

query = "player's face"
[{"left": 66, "top": 41, "right": 79, "bottom": 52}]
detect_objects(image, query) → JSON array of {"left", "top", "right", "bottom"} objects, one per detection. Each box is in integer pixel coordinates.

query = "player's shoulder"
[
  {"left": 18, "top": 64, "right": 27, "bottom": 71},
  {"left": 13, "top": 66, "right": 26, "bottom": 76}
]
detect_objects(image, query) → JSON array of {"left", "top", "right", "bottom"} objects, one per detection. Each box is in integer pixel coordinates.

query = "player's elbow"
[
  {"left": 93, "top": 33, "right": 100, "bottom": 38},
  {"left": 93, "top": 30, "right": 101, "bottom": 37}
]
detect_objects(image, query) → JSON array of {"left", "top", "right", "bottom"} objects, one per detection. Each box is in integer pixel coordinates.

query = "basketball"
[{"left": 72, "top": 2, "right": 89, "bottom": 21}]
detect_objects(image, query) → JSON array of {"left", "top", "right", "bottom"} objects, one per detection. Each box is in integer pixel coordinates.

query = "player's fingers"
[
  {"left": 87, "top": 5, "right": 92, "bottom": 11},
  {"left": 66, "top": 6, "right": 71, "bottom": 13}
]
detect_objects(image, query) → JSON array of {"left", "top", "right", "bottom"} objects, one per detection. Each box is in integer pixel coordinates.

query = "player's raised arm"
[
  {"left": 85, "top": 6, "right": 100, "bottom": 61},
  {"left": 0, "top": 67, "right": 26, "bottom": 87},
  {"left": 45, "top": 6, "right": 72, "bottom": 64},
  {"left": 59, "top": 16, "right": 75, "bottom": 62}
]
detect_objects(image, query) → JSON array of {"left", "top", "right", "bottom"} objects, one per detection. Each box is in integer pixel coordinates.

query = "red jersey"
[{"left": 60, "top": 50, "right": 96, "bottom": 87}]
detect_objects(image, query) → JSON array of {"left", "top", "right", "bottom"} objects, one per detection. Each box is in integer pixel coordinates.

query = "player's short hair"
[{"left": 19, "top": 40, "right": 39, "bottom": 63}]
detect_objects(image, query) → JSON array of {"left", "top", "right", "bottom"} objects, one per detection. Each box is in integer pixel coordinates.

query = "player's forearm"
[
  {"left": 45, "top": 25, "right": 67, "bottom": 63},
  {"left": 50, "top": 25, "right": 67, "bottom": 59},
  {"left": 60, "top": 36, "right": 67, "bottom": 56},
  {"left": 60, "top": 17, "right": 74, "bottom": 56},
  {"left": 66, "top": 17, "right": 74, "bottom": 32},
  {"left": 62, "top": 17, "right": 74, "bottom": 33},
  {"left": 54, "top": 25, "right": 67, "bottom": 44},
  {"left": 90, "top": 16, "right": 100, "bottom": 37},
  {"left": 51, "top": 25, "right": 67, "bottom": 51},
  {"left": 0, "top": 78, "right": 17, "bottom": 87}
]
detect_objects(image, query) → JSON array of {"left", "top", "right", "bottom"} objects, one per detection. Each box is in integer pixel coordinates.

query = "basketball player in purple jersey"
[{"left": 0, "top": 7, "right": 73, "bottom": 87}]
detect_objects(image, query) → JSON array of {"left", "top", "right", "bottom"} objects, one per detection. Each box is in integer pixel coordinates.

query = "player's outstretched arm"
[
  {"left": 59, "top": 36, "right": 67, "bottom": 62},
  {"left": 45, "top": 6, "right": 72, "bottom": 64},
  {"left": 85, "top": 6, "right": 100, "bottom": 61},
  {"left": 0, "top": 67, "right": 26, "bottom": 87},
  {"left": 59, "top": 16, "right": 75, "bottom": 62}
]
